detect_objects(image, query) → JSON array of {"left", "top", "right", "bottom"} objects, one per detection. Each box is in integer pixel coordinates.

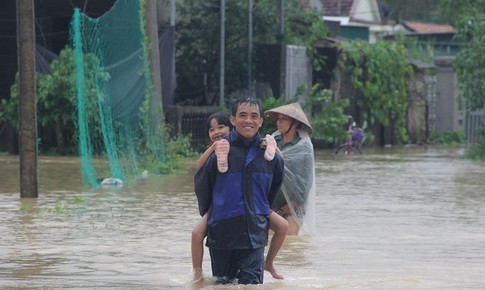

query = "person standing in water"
[
  {"left": 191, "top": 110, "right": 288, "bottom": 282},
  {"left": 194, "top": 97, "right": 285, "bottom": 284},
  {"left": 264, "top": 102, "right": 316, "bottom": 235}
]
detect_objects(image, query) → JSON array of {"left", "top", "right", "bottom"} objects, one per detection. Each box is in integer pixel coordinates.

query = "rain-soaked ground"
[{"left": 0, "top": 146, "right": 484, "bottom": 289}]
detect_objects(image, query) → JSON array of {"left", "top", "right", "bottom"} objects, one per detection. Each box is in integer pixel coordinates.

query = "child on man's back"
[{"left": 191, "top": 111, "right": 288, "bottom": 281}]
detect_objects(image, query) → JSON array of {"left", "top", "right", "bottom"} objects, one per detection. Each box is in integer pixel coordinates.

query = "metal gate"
[{"left": 465, "top": 109, "right": 485, "bottom": 143}]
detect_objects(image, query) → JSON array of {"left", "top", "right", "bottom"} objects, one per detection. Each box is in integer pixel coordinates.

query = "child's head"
[
  {"left": 230, "top": 96, "right": 263, "bottom": 139},
  {"left": 207, "top": 112, "right": 232, "bottom": 142}
]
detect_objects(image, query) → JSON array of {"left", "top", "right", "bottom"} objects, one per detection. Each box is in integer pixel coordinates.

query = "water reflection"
[{"left": 0, "top": 147, "right": 484, "bottom": 289}]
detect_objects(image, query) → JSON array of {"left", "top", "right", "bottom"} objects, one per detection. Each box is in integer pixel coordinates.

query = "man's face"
[{"left": 230, "top": 102, "right": 263, "bottom": 139}]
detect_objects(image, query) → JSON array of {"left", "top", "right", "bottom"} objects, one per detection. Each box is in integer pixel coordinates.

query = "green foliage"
[
  {"left": 20, "top": 201, "right": 68, "bottom": 216},
  {"left": 340, "top": 40, "right": 412, "bottom": 144},
  {"left": 382, "top": 0, "right": 443, "bottom": 23},
  {"left": 2, "top": 73, "right": 49, "bottom": 129},
  {"left": 175, "top": 0, "right": 328, "bottom": 101},
  {"left": 429, "top": 130, "right": 464, "bottom": 146},
  {"left": 19, "top": 202, "right": 41, "bottom": 216},
  {"left": 2, "top": 43, "right": 194, "bottom": 174},
  {"left": 438, "top": 0, "right": 485, "bottom": 25},
  {"left": 176, "top": 0, "right": 256, "bottom": 100},
  {"left": 19, "top": 202, "right": 30, "bottom": 213},
  {"left": 438, "top": 0, "right": 485, "bottom": 111},
  {"left": 280, "top": 2, "right": 329, "bottom": 71},
  {"left": 395, "top": 33, "right": 435, "bottom": 63},
  {"left": 74, "top": 195, "right": 85, "bottom": 205},
  {"left": 39, "top": 47, "right": 76, "bottom": 127},
  {"left": 281, "top": 1, "right": 328, "bottom": 46},
  {"left": 1, "top": 46, "right": 107, "bottom": 153},
  {"left": 446, "top": 3, "right": 485, "bottom": 111},
  {"left": 0, "top": 75, "right": 22, "bottom": 128},
  {"left": 148, "top": 126, "right": 197, "bottom": 175},
  {"left": 47, "top": 201, "right": 69, "bottom": 215},
  {"left": 304, "top": 85, "right": 349, "bottom": 143}
]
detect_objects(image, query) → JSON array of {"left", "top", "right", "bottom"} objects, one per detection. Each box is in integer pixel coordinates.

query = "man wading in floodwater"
[{"left": 194, "top": 96, "right": 285, "bottom": 284}]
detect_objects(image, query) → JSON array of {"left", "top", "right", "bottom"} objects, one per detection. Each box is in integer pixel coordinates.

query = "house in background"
[
  {"left": 305, "top": 0, "right": 405, "bottom": 42},
  {"left": 384, "top": 21, "right": 462, "bottom": 136},
  {"left": 400, "top": 21, "right": 458, "bottom": 56},
  {"left": 300, "top": 0, "right": 464, "bottom": 145}
]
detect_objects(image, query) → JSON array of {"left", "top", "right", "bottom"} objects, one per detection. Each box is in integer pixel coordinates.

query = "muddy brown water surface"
[{"left": 0, "top": 147, "right": 484, "bottom": 289}]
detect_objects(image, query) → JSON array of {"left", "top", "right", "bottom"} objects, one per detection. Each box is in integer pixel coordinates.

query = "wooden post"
[{"left": 17, "top": 0, "right": 38, "bottom": 198}]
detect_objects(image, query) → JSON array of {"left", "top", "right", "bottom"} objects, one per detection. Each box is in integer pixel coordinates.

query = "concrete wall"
[
  {"left": 434, "top": 60, "right": 462, "bottom": 132},
  {"left": 256, "top": 44, "right": 313, "bottom": 103},
  {"left": 284, "top": 45, "right": 313, "bottom": 102}
]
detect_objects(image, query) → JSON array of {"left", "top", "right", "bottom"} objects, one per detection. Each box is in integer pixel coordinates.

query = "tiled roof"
[
  {"left": 403, "top": 21, "right": 454, "bottom": 34},
  {"left": 299, "top": 0, "right": 354, "bottom": 16},
  {"left": 299, "top": 0, "right": 311, "bottom": 9},
  {"left": 321, "top": 0, "right": 354, "bottom": 16}
]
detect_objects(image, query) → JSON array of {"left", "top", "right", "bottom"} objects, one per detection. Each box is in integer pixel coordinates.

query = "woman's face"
[
  {"left": 208, "top": 118, "right": 231, "bottom": 142},
  {"left": 276, "top": 113, "right": 294, "bottom": 133}
]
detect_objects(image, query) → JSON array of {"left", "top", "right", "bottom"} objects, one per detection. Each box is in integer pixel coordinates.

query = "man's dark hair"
[{"left": 230, "top": 96, "right": 263, "bottom": 117}]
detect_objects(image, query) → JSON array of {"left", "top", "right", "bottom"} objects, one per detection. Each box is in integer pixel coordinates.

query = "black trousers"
[{"left": 209, "top": 247, "right": 265, "bottom": 284}]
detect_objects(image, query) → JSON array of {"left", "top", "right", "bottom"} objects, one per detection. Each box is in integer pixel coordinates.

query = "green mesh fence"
[{"left": 70, "top": 0, "right": 166, "bottom": 187}]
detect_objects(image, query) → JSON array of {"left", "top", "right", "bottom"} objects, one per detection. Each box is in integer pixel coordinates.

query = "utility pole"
[
  {"left": 219, "top": 0, "right": 225, "bottom": 107},
  {"left": 248, "top": 0, "right": 253, "bottom": 97},
  {"left": 280, "top": 0, "right": 285, "bottom": 38},
  {"left": 279, "top": 0, "right": 286, "bottom": 100},
  {"left": 16, "top": 0, "right": 38, "bottom": 198},
  {"left": 170, "top": 0, "right": 175, "bottom": 26}
]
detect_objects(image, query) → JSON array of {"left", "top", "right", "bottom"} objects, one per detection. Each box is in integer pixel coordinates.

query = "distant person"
[
  {"left": 265, "top": 102, "right": 316, "bottom": 235},
  {"left": 194, "top": 97, "right": 285, "bottom": 284}
]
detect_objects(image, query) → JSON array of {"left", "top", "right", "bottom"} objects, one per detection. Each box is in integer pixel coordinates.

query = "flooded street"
[{"left": 0, "top": 147, "right": 484, "bottom": 289}]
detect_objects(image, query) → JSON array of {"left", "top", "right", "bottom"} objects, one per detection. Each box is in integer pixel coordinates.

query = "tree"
[
  {"left": 439, "top": 0, "right": 485, "bottom": 111},
  {"left": 2, "top": 47, "right": 108, "bottom": 154},
  {"left": 380, "top": 0, "right": 442, "bottom": 23},
  {"left": 341, "top": 40, "right": 412, "bottom": 144},
  {"left": 175, "top": 0, "right": 328, "bottom": 104}
]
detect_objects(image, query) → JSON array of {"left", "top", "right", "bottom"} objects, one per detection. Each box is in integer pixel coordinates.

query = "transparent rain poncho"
[{"left": 271, "top": 130, "right": 316, "bottom": 235}]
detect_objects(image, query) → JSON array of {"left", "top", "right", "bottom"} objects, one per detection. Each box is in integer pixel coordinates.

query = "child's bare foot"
[
  {"left": 263, "top": 134, "right": 276, "bottom": 161},
  {"left": 265, "top": 262, "right": 284, "bottom": 279},
  {"left": 214, "top": 139, "right": 230, "bottom": 173}
]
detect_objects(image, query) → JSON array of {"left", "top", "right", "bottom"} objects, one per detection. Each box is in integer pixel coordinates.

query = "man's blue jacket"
[{"left": 194, "top": 130, "right": 284, "bottom": 250}]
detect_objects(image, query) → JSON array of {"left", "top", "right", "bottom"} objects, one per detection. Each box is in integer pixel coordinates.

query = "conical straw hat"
[{"left": 264, "top": 102, "right": 313, "bottom": 134}]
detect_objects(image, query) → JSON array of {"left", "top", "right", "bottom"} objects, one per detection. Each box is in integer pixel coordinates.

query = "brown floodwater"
[{"left": 0, "top": 147, "right": 484, "bottom": 289}]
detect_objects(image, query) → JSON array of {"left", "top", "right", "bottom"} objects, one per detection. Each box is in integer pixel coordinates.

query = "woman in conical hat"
[{"left": 264, "top": 102, "right": 316, "bottom": 236}]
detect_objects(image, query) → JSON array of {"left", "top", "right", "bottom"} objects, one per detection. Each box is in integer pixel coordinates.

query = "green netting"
[{"left": 70, "top": 0, "right": 166, "bottom": 187}]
